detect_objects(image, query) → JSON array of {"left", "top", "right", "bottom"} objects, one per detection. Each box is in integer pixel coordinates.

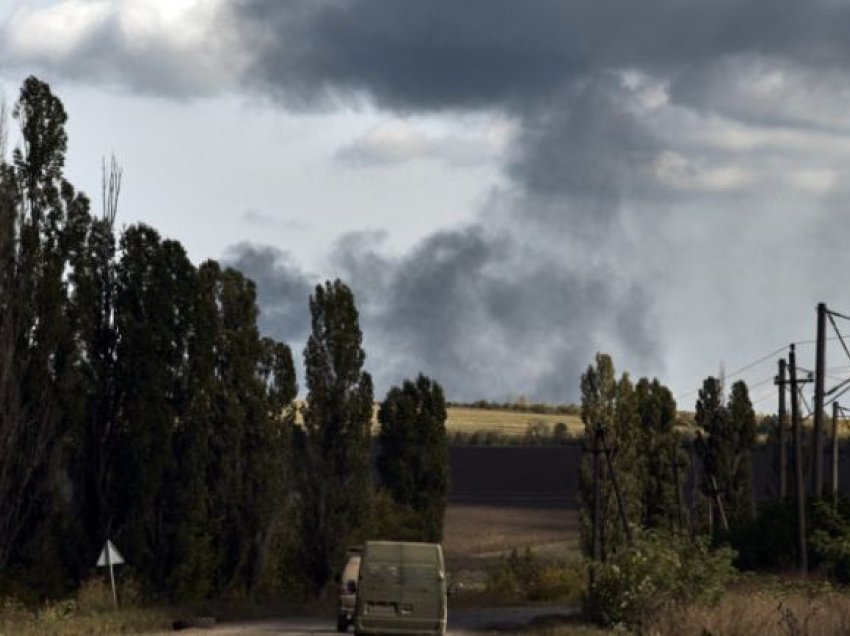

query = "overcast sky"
[{"left": 3, "top": 0, "right": 850, "bottom": 409}]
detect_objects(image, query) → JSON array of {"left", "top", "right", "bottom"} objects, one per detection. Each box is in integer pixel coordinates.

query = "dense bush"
[
  {"left": 808, "top": 500, "right": 850, "bottom": 583},
  {"left": 727, "top": 497, "right": 850, "bottom": 582},
  {"left": 725, "top": 499, "right": 798, "bottom": 571},
  {"left": 587, "top": 531, "right": 736, "bottom": 628}
]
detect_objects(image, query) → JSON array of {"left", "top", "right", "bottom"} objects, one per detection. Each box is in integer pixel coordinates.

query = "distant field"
[
  {"left": 295, "top": 403, "right": 585, "bottom": 438},
  {"left": 445, "top": 407, "right": 583, "bottom": 437}
]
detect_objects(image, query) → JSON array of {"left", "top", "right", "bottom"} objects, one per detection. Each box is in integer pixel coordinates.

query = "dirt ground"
[
  {"left": 442, "top": 503, "right": 580, "bottom": 595},
  {"left": 443, "top": 504, "right": 580, "bottom": 559}
]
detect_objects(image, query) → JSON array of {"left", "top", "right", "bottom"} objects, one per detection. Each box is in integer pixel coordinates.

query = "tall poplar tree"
[
  {"left": 112, "top": 225, "right": 196, "bottom": 585},
  {"left": 299, "top": 279, "right": 373, "bottom": 591},
  {"left": 635, "top": 378, "right": 683, "bottom": 530},
  {"left": 67, "top": 160, "right": 122, "bottom": 572},
  {"left": 0, "top": 77, "right": 89, "bottom": 585},
  {"left": 377, "top": 374, "right": 449, "bottom": 542},
  {"left": 725, "top": 380, "right": 756, "bottom": 521},
  {"left": 695, "top": 377, "right": 755, "bottom": 527},
  {"left": 579, "top": 354, "right": 642, "bottom": 559}
]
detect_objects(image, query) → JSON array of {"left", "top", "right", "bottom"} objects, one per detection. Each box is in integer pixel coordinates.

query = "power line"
[{"left": 676, "top": 334, "right": 850, "bottom": 403}]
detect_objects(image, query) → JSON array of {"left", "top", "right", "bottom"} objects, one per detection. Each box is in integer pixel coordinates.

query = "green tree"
[
  {"left": 66, "top": 160, "right": 122, "bottom": 577},
  {"left": 695, "top": 377, "right": 755, "bottom": 529},
  {"left": 635, "top": 378, "right": 683, "bottom": 531},
  {"left": 206, "top": 267, "right": 295, "bottom": 595},
  {"left": 0, "top": 77, "right": 300, "bottom": 601},
  {"left": 376, "top": 374, "right": 449, "bottom": 542},
  {"left": 579, "top": 354, "right": 642, "bottom": 559},
  {"left": 299, "top": 279, "right": 374, "bottom": 591},
  {"left": 166, "top": 261, "right": 296, "bottom": 600},
  {"left": 112, "top": 225, "right": 196, "bottom": 588},
  {"left": 726, "top": 380, "right": 756, "bottom": 520},
  {"left": 0, "top": 76, "right": 89, "bottom": 589},
  {"left": 165, "top": 259, "right": 221, "bottom": 600}
]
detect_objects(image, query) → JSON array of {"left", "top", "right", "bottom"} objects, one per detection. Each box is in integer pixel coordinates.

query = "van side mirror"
[{"left": 346, "top": 580, "right": 358, "bottom": 594}]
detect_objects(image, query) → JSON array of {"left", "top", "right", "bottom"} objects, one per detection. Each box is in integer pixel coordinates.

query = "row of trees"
[
  {"left": 578, "top": 354, "right": 757, "bottom": 557},
  {"left": 0, "top": 77, "right": 449, "bottom": 601}
]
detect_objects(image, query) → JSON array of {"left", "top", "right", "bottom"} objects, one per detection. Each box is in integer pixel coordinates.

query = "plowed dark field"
[
  {"left": 444, "top": 442, "right": 850, "bottom": 560},
  {"left": 449, "top": 445, "right": 580, "bottom": 508},
  {"left": 445, "top": 446, "right": 582, "bottom": 562}
]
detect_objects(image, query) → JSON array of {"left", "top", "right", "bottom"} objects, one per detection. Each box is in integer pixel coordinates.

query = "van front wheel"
[{"left": 336, "top": 614, "right": 349, "bottom": 632}]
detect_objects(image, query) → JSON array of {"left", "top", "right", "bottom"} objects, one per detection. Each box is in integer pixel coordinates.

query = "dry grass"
[
  {"left": 513, "top": 583, "right": 850, "bottom": 635},
  {"left": 644, "top": 581, "right": 850, "bottom": 636},
  {"left": 0, "top": 600, "right": 169, "bottom": 636}
]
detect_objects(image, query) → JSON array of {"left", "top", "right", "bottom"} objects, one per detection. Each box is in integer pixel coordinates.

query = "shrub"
[
  {"left": 725, "top": 498, "right": 797, "bottom": 571},
  {"left": 486, "top": 548, "right": 585, "bottom": 602},
  {"left": 808, "top": 500, "right": 850, "bottom": 583},
  {"left": 729, "top": 497, "right": 850, "bottom": 582},
  {"left": 77, "top": 574, "right": 143, "bottom": 613},
  {"left": 587, "top": 531, "right": 736, "bottom": 629}
]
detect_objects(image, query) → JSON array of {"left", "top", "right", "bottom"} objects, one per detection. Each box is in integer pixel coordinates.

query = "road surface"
[{"left": 160, "top": 605, "right": 578, "bottom": 635}]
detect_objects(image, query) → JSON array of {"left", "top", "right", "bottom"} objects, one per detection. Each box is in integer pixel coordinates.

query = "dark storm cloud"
[
  {"left": 327, "top": 221, "right": 659, "bottom": 402},
  {"left": 505, "top": 77, "right": 660, "bottom": 232},
  {"left": 223, "top": 243, "right": 313, "bottom": 345},
  {"left": 216, "top": 0, "right": 850, "bottom": 401},
  {"left": 240, "top": 0, "right": 850, "bottom": 113},
  {"left": 228, "top": 0, "right": 704, "bottom": 400}
]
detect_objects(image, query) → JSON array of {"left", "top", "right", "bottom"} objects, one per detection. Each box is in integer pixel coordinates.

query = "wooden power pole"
[
  {"left": 591, "top": 424, "right": 602, "bottom": 562},
  {"left": 600, "top": 426, "right": 633, "bottom": 545},
  {"left": 813, "top": 302, "right": 827, "bottom": 497},
  {"left": 832, "top": 401, "right": 840, "bottom": 501},
  {"left": 776, "top": 358, "right": 788, "bottom": 498},
  {"left": 790, "top": 344, "right": 808, "bottom": 575}
]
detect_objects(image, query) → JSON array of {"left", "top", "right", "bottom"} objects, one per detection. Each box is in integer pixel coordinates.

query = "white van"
[
  {"left": 354, "top": 541, "right": 447, "bottom": 636},
  {"left": 338, "top": 548, "right": 362, "bottom": 631}
]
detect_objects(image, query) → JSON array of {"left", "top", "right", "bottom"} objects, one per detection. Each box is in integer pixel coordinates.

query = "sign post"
[{"left": 96, "top": 539, "right": 125, "bottom": 609}]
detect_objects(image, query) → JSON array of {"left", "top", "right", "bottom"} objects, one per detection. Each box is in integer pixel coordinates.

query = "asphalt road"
[{"left": 163, "top": 605, "right": 578, "bottom": 635}]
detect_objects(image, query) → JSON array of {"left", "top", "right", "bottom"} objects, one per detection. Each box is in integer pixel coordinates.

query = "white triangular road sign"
[{"left": 96, "top": 540, "right": 124, "bottom": 567}]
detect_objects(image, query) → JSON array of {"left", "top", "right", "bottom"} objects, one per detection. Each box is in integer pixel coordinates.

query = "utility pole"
[
  {"left": 601, "top": 426, "right": 632, "bottom": 545},
  {"left": 591, "top": 423, "right": 602, "bottom": 562},
  {"left": 672, "top": 446, "right": 684, "bottom": 533},
  {"left": 813, "top": 302, "right": 827, "bottom": 497},
  {"left": 832, "top": 401, "right": 840, "bottom": 501},
  {"left": 789, "top": 344, "right": 808, "bottom": 575},
  {"left": 776, "top": 358, "right": 788, "bottom": 498},
  {"left": 708, "top": 476, "right": 730, "bottom": 532}
]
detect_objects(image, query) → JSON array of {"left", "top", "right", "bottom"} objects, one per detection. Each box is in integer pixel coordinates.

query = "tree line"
[
  {"left": 0, "top": 77, "right": 449, "bottom": 602},
  {"left": 579, "top": 353, "right": 757, "bottom": 555},
  {"left": 578, "top": 354, "right": 761, "bottom": 625}
]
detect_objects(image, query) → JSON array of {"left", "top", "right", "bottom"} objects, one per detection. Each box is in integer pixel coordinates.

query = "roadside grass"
[
  {"left": 511, "top": 576, "right": 850, "bottom": 636},
  {"left": 0, "top": 598, "right": 170, "bottom": 636},
  {"left": 643, "top": 576, "right": 850, "bottom": 636}
]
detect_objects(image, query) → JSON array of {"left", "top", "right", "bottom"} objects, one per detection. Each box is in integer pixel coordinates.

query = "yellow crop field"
[
  {"left": 445, "top": 407, "right": 583, "bottom": 437},
  {"left": 295, "top": 402, "right": 584, "bottom": 438}
]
